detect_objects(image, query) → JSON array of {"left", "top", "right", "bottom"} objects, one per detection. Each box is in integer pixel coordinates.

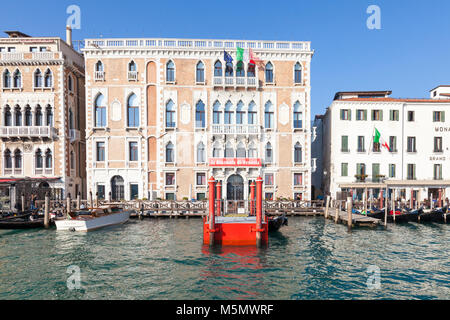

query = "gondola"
[
  {"left": 268, "top": 215, "right": 288, "bottom": 232},
  {"left": 419, "top": 207, "right": 448, "bottom": 223},
  {"left": 0, "top": 216, "right": 45, "bottom": 229}
]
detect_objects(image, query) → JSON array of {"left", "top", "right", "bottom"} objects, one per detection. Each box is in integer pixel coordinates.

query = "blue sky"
[{"left": 1, "top": 0, "right": 449, "bottom": 117}]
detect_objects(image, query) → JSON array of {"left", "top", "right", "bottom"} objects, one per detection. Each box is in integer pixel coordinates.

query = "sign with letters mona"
[{"left": 209, "top": 158, "right": 262, "bottom": 167}]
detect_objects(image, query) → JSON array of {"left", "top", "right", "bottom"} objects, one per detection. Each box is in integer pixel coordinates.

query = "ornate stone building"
[
  {"left": 0, "top": 30, "right": 86, "bottom": 201},
  {"left": 83, "top": 38, "right": 313, "bottom": 203}
]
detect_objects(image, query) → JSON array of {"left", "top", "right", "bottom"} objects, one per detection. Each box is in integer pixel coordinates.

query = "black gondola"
[
  {"left": 419, "top": 207, "right": 448, "bottom": 223},
  {"left": 0, "top": 216, "right": 45, "bottom": 229},
  {"left": 268, "top": 215, "right": 288, "bottom": 232}
]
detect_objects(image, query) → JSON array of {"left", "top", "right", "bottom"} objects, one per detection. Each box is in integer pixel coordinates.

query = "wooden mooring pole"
[
  {"left": 66, "top": 193, "right": 71, "bottom": 218},
  {"left": 77, "top": 192, "right": 81, "bottom": 210},
  {"left": 347, "top": 197, "right": 352, "bottom": 230},
  {"left": 335, "top": 201, "right": 340, "bottom": 223},
  {"left": 384, "top": 187, "right": 388, "bottom": 228},
  {"left": 324, "top": 195, "right": 330, "bottom": 219},
  {"left": 89, "top": 191, "right": 93, "bottom": 209},
  {"left": 44, "top": 192, "right": 50, "bottom": 229},
  {"left": 21, "top": 193, "right": 25, "bottom": 213}
]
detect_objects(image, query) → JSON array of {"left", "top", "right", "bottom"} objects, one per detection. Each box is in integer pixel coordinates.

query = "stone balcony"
[
  {"left": 0, "top": 52, "right": 59, "bottom": 65},
  {"left": 213, "top": 76, "right": 258, "bottom": 89},
  {"left": 0, "top": 126, "right": 58, "bottom": 140},
  {"left": 212, "top": 124, "right": 260, "bottom": 135}
]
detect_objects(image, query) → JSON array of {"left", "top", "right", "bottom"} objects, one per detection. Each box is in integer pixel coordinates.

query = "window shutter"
[
  {"left": 380, "top": 110, "right": 383, "bottom": 121},
  {"left": 442, "top": 112, "right": 445, "bottom": 122},
  {"left": 364, "top": 110, "right": 367, "bottom": 120},
  {"left": 348, "top": 109, "right": 352, "bottom": 121}
]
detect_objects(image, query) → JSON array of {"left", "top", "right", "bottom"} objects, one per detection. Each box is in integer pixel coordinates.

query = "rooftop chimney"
[{"left": 66, "top": 25, "right": 72, "bottom": 47}]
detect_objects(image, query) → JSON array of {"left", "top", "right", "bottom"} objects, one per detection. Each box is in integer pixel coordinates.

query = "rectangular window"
[
  {"left": 129, "top": 142, "right": 138, "bottom": 161},
  {"left": 357, "top": 136, "right": 365, "bottom": 152},
  {"left": 130, "top": 184, "right": 139, "bottom": 200},
  {"left": 356, "top": 109, "right": 367, "bottom": 121},
  {"left": 0, "top": 47, "right": 5, "bottom": 53},
  {"left": 341, "top": 136, "right": 349, "bottom": 152},
  {"left": 8, "top": 47, "right": 16, "bottom": 52},
  {"left": 407, "top": 164, "right": 416, "bottom": 180},
  {"left": 196, "top": 173, "right": 206, "bottom": 186},
  {"left": 372, "top": 163, "right": 380, "bottom": 182},
  {"left": 96, "top": 142, "right": 105, "bottom": 161},
  {"left": 389, "top": 164, "right": 396, "bottom": 178},
  {"left": 39, "top": 47, "right": 47, "bottom": 52},
  {"left": 434, "top": 137, "right": 443, "bottom": 153},
  {"left": 341, "top": 163, "right": 348, "bottom": 177},
  {"left": 165, "top": 193, "right": 175, "bottom": 200},
  {"left": 433, "top": 111, "right": 445, "bottom": 122},
  {"left": 264, "top": 173, "right": 274, "bottom": 186},
  {"left": 340, "top": 109, "right": 351, "bottom": 121},
  {"left": 293, "top": 173, "right": 303, "bottom": 186},
  {"left": 165, "top": 173, "right": 175, "bottom": 186},
  {"left": 390, "top": 110, "right": 399, "bottom": 121},
  {"left": 265, "top": 193, "right": 274, "bottom": 201},
  {"left": 371, "top": 110, "right": 383, "bottom": 121},
  {"left": 30, "top": 47, "right": 38, "bottom": 52},
  {"left": 408, "top": 111, "right": 415, "bottom": 122},
  {"left": 97, "top": 185, "right": 105, "bottom": 200},
  {"left": 373, "top": 142, "right": 381, "bottom": 152},
  {"left": 197, "top": 193, "right": 206, "bottom": 201},
  {"left": 356, "top": 163, "right": 366, "bottom": 180},
  {"left": 407, "top": 137, "right": 416, "bottom": 153},
  {"left": 434, "top": 164, "right": 443, "bottom": 180},
  {"left": 389, "top": 136, "right": 397, "bottom": 152}
]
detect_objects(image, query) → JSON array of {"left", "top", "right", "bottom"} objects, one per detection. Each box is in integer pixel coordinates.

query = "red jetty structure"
[{"left": 203, "top": 176, "right": 268, "bottom": 246}]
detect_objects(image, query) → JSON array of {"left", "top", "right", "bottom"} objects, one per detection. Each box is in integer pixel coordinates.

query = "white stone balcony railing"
[
  {"left": 0, "top": 52, "right": 56, "bottom": 62},
  {"left": 69, "top": 129, "right": 80, "bottom": 143},
  {"left": 31, "top": 52, "right": 55, "bottom": 60},
  {"left": 128, "top": 71, "right": 138, "bottom": 81},
  {"left": 212, "top": 124, "right": 260, "bottom": 135},
  {"left": 84, "top": 38, "right": 312, "bottom": 52},
  {"left": 0, "top": 126, "right": 58, "bottom": 139},
  {"left": 213, "top": 76, "right": 258, "bottom": 88},
  {"left": 94, "top": 71, "right": 105, "bottom": 81}
]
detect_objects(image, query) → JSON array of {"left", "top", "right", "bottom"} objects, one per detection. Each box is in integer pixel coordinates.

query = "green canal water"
[{"left": 0, "top": 217, "right": 448, "bottom": 300}]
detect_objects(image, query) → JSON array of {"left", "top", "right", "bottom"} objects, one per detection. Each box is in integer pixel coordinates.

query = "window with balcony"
[
  {"left": 294, "top": 62, "right": 302, "bottom": 84},
  {"left": 166, "top": 60, "right": 175, "bottom": 82},
  {"left": 166, "top": 142, "right": 174, "bottom": 163},
  {"left": 13, "top": 70, "right": 21, "bottom": 88},
  {"left": 248, "top": 101, "right": 257, "bottom": 125},
  {"left": 3, "top": 69, "right": 11, "bottom": 88},
  {"left": 14, "top": 149, "right": 22, "bottom": 170},
  {"left": 294, "top": 143, "right": 302, "bottom": 163},
  {"left": 265, "top": 142, "right": 273, "bottom": 164},
  {"left": 236, "top": 101, "right": 244, "bottom": 125},
  {"left": 35, "top": 149, "right": 43, "bottom": 171},
  {"left": 214, "top": 60, "right": 222, "bottom": 77},
  {"left": 213, "top": 146, "right": 222, "bottom": 158},
  {"left": 225, "top": 61, "right": 233, "bottom": 77},
  {"left": 434, "top": 137, "right": 443, "bottom": 153},
  {"left": 195, "top": 100, "right": 205, "bottom": 128},
  {"left": 293, "top": 101, "right": 302, "bottom": 129},
  {"left": 14, "top": 106, "right": 22, "bottom": 126},
  {"left": 95, "top": 94, "right": 106, "bottom": 127},
  {"left": 356, "top": 163, "right": 366, "bottom": 181},
  {"left": 44, "top": 69, "right": 52, "bottom": 88},
  {"left": 34, "top": 69, "right": 43, "bottom": 88},
  {"left": 247, "top": 63, "right": 256, "bottom": 77},
  {"left": 265, "top": 62, "right": 273, "bottom": 83},
  {"left": 213, "top": 101, "right": 221, "bottom": 124},
  {"left": 128, "top": 61, "right": 137, "bottom": 81},
  {"left": 224, "top": 101, "right": 233, "bottom": 125},
  {"left": 407, "top": 137, "right": 416, "bottom": 153},
  {"left": 264, "top": 101, "right": 274, "bottom": 129},
  {"left": 95, "top": 61, "right": 104, "bottom": 81},
  {"left": 196, "top": 61, "right": 205, "bottom": 83},
  {"left": 4, "top": 106, "right": 11, "bottom": 126},
  {"left": 225, "top": 142, "right": 234, "bottom": 158},
  {"left": 45, "top": 149, "right": 52, "bottom": 169},
  {"left": 165, "top": 100, "right": 176, "bottom": 128},
  {"left": 35, "top": 105, "right": 42, "bottom": 126},
  {"left": 127, "top": 93, "right": 139, "bottom": 127},
  {"left": 25, "top": 106, "right": 32, "bottom": 126},
  {"left": 197, "top": 142, "right": 206, "bottom": 163},
  {"left": 96, "top": 142, "right": 105, "bottom": 161},
  {"left": 407, "top": 164, "right": 416, "bottom": 180},
  {"left": 236, "top": 143, "right": 246, "bottom": 158},
  {"left": 236, "top": 61, "right": 245, "bottom": 77}
]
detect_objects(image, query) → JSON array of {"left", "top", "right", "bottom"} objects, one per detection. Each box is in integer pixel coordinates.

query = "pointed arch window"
[
  {"left": 293, "top": 101, "right": 303, "bottom": 129},
  {"left": 45, "top": 149, "right": 52, "bottom": 169},
  {"left": 214, "top": 60, "right": 222, "bottom": 77},
  {"left": 25, "top": 106, "right": 32, "bottom": 126},
  {"left": 14, "top": 105, "right": 22, "bottom": 126},
  {"left": 265, "top": 142, "right": 273, "bottom": 164},
  {"left": 166, "top": 60, "right": 175, "bottom": 82},
  {"left": 95, "top": 94, "right": 106, "bottom": 127},
  {"left": 236, "top": 61, "right": 245, "bottom": 77},
  {"left": 127, "top": 93, "right": 139, "bottom": 127},
  {"left": 35, "top": 149, "right": 43, "bottom": 169},
  {"left": 213, "top": 101, "right": 221, "bottom": 125},
  {"left": 236, "top": 101, "right": 245, "bottom": 125},
  {"left": 4, "top": 149, "right": 12, "bottom": 170},
  {"left": 195, "top": 100, "right": 205, "bottom": 128},
  {"left": 166, "top": 142, "right": 174, "bottom": 163},
  {"left": 213, "top": 144, "right": 222, "bottom": 158},
  {"left": 247, "top": 63, "right": 256, "bottom": 77},
  {"left": 264, "top": 101, "right": 274, "bottom": 129},
  {"left": 128, "top": 61, "right": 136, "bottom": 72},
  {"left": 248, "top": 101, "right": 257, "bottom": 125},
  {"left": 224, "top": 101, "right": 233, "bottom": 125},
  {"left": 46, "top": 105, "right": 53, "bottom": 126},
  {"left": 4, "top": 105, "right": 12, "bottom": 126},
  {"left": 70, "top": 151, "right": 75, "bottom": 170},
  {"left": 196, "top": 61, "right": 205, "bottom": 83},
  {"left": 95, "top": 61, "right": 104, "bottom": 72},
  {"left": 68, "top": 75, "right": 73, "bottom": 92},
  {"left": 225, "top": 142, "right": 234, "bottom": 158},
  {"left": 14, "top": 149, "right": 22, "bottom": 169},
  {"left": 236, "top": 142, "right": 246, "bottom": 158},
  {"left": 294, "top": 62, "right": 302, "bottom": 84},
  {"left": 248, "top": 143, "right": 258, "bottom": 158},
  {"left": 69, "top": 109, "right": 74, "bottom": 129},
  {"left": 34, "top": 69, "right": 43, "bottom": 87},
  {"left": 165, "top": 99, "right": 176, "bottom": 128},
  {"left": 225, "top": 61, "right": 233, "bottom": 77},
  {"left": 3, "top": 69, "right": 11, "bottom": 88},
  {"left": 35, "top": 105, "right": 43, "bottom": 126},
  {"left": 95, "top": 61, "right": 104, "bottom": 81},
  {"left": 13, "top": 70, "right": 21, "bottom": 88},
  {"left": 265, "top": 62, "right": 273, "bottom": 83},
  {"left": 197, "top": 142, "right": 206, "bottom": 163},
  {"left": 294, "top": 143, "right": 302, "bottom": 163},
  {"left": 44, "top": 69, "right": 52, "bottom": 88}
]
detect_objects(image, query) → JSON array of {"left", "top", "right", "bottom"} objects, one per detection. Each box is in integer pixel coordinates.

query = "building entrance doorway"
[
  {"left": 226, "top": 174, "right": 245, "bottom": 215},
  {"left": 111, "top": 175, "right": 124, "bottom": 201}
]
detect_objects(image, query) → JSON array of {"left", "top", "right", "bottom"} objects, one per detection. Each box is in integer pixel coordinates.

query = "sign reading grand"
[{"left": 209, "top": 158, "right": 262, "bottom": 167}]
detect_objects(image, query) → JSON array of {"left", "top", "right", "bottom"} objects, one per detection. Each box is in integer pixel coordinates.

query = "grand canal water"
[{"left": 0, "top": 217, "right": 448, "bottom": 300}]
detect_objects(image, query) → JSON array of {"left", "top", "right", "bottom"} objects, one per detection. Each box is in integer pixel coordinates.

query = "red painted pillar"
[
  {"left": 256, "top": 176, "right": 263, "bottom": 247},
  {"left": 208, "top": 177, "right": 216, "bottom": 246},
  {"left": 379, "top": 189, "right": 383, "bottom": 209},
  {"left": 216, "top": 181, "right": 222, "bottom": 217},
  {"left": 250, "top": 181, "right": 256, "bottom": 216}
]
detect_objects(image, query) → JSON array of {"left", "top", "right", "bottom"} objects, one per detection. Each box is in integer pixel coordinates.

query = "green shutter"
[
  {"left": 348, "top": 109, "right": 352, "bottom": 121},
  {"left": 364, "top": 110, "right": 367, "bottom": 120},
  {"left": 380, "top": 110, "right": 383, "bottom": 121},
  {"left": 342, "top": 136, "right": 348, "bottom": 151},
  {"left": 442, "top": 112, "right": 445, "bottom": 122}
]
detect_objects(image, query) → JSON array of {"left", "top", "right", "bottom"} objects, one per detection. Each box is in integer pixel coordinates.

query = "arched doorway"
[
  {"left": 111, "top": 175, "right": 124, "bottom": 201},
  {"left": 227, "top": 174, "right": 244, "bottom": 200}
]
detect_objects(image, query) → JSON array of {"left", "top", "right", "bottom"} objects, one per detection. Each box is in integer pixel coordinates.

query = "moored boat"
[
  {"left": 268, "top": 215, "right": 288, "bottom": 232},
  {"left": 54, "top": 206, "right": 133, "bottom": 232},
  {"left": 0, "top": 216, "right": 45, "bottom": 229}
]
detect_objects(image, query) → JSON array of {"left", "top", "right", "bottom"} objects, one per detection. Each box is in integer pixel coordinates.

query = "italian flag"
[{"left": 374, "top": 128, "right": 390, "bottom": 151}]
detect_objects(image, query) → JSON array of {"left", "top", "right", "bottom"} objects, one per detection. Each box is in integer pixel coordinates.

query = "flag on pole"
[
  {"left": 249, "top": 48, "right": 264, "bottom": 69},
  {"left": 374, "top": 128, "right": 390, "bottom": 151},
  {"left": 224, "top": 50, "right": 233, "bottom": 63}
]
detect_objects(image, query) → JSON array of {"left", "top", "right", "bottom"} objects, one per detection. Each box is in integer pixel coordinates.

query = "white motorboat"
[{"left": 54, "top": 206, "right": 133, "bottom": 232}]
